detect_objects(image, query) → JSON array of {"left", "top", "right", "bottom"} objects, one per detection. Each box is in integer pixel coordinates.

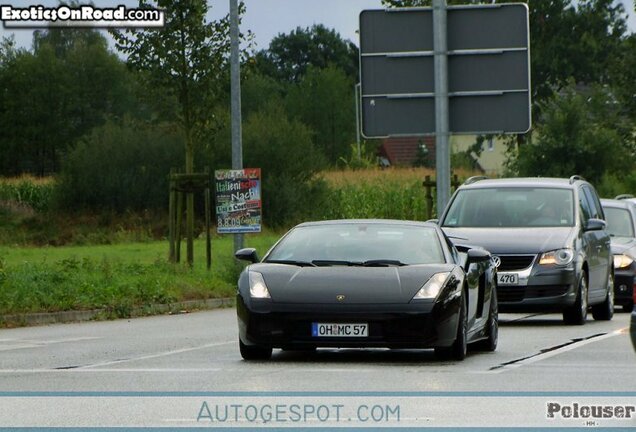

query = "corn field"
[{"left": 0, "top": 176, "right": 55, "bottom": 212}]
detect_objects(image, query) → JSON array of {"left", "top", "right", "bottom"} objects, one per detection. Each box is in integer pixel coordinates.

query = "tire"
[
  {"left": 239, "top": 339, "right": 272, "bottom": 360},
  {"left": 623, "top": 301, "right": 634, "bottom": 313},
  {"left": 474, "top": 287, "right": 498, "bottom": 352},
  {"left": 592, "top": 271, "right": 614, "bottom": 321},
  {"left": 435, "top": 294, "right": 468, "bottom": 361},
  {"left": 563, "top": 274, "right": 588, "bottom": 325}
]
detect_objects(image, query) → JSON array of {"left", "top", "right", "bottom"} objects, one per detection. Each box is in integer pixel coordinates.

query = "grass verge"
[{"left": 0, "top": 233, "right": 280, "bottom": 319}]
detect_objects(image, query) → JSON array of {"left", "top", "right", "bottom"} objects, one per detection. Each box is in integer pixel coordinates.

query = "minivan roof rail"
[
  {"left": 463, "top": 175, "right": 488, "bottom": 185},
  {"left": 569, "top": 175, "right": 586, "bottom": 184},
  {"left": 615, "top": 194, "right": 635, "bottom": 200}
]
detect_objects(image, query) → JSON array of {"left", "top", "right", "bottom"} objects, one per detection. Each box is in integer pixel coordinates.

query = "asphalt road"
[{"left": 1, "top": 309, "right": 634, "bottom": 392}]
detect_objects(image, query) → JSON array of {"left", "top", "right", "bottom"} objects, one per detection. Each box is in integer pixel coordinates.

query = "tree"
[
  {"left": 112, "top": 0, "right": 249, "bottom": 265},
  {"left": 255, "top": 24, "right": 359, "bottom": 84},
  {"left": 512, "top": 83, "right": 632, "bottom": 184},
  {"left": 0, "top": 29, "right": 132, "bottom": 176},
  {"left": 285, "top": 66, "right": 356, "bottom": 164},
  {"left": 242, "top": 102, "right": 327, "bottom": 227}
]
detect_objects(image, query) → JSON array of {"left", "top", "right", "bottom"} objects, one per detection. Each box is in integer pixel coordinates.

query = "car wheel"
[
  {"left": 592, "top": 271, "right": 614, "bottom": 321},
  {"left": 239, "top": 339, "right": 272, "bottom": 360},
  {"left": 623, "top": 301, "right": 634, "bottom": 313},
  {"left": 563, "top": 274, "right": 588, "bottom": 325},
  {"left": 435, "top": 294, "right": 467, "bottom": 361},
  {"left": 474, "top": 287, "right": 498, "bottom": 352}
]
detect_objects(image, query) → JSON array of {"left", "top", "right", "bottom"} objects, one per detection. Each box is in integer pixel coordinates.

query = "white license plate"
[
  {"left": 312, "top": 323, "right": 368, "bottom": 337},
  {"left": 497, "top": 272, "right": 519, "bottom": 285}
]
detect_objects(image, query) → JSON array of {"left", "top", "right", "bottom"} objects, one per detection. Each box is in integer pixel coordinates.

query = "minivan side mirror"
[
  {"left": 235, "top": 248, "right": 259, "bottom": 263},
  {"left": 584, "top": 218, "right": 606, "bottom": 232},
  {"left": 467, "top": 248, "right": 491, "bottom": 263}
]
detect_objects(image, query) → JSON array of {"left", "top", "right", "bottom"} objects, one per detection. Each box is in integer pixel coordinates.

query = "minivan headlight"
[
  {"left": 539, "top": 248, "right": 574, "bottom": 266},
  {"left": 614, "top": 254, "right": 634, "bottom": 269},
  {"left": 248, "top": 271, "right": 271, "bottom": 299},
  {"left": 412, "top": 272, "right": 450, "bottom": 300}
]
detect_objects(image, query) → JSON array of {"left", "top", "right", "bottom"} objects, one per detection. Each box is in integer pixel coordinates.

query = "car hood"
[
  {"left": 610, "top": 236, "right": 636, "bottom": 255},
  {"left": 249, "top": 263, "right": 455, "bottom": 304},
  {"left": 443, "top": 227, "right": 573, "bottom": 254}
]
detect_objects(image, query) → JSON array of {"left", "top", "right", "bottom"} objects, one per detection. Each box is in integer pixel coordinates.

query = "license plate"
[
  {"left": 497, "top": 272, "right": 519, "bottom": 285},
  {"left": 312, "top": 323, "right": 368, "bottom": 337}
]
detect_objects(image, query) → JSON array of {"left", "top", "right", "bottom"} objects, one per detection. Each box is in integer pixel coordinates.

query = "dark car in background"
[
  {"left": 440, "top": 176, "right": 614, "bottom": 325},
  {"left": 601, "top": 198, "right": 636, "bottom": 312},
  {"left": 234, "top": 220, "right": 498, "bottom": 361}
]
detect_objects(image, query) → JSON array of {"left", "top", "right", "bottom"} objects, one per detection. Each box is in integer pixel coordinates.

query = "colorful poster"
[{"left": 214, "top": 168, "right": 262, "bottom": 234}]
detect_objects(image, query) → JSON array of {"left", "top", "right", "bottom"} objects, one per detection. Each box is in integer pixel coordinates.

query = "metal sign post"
[
  {"left": 230, "top": 0, "right": 243, "bottom": 251},
  {"left": 433, "top": 0, "right": 450, "bottom": 214}
]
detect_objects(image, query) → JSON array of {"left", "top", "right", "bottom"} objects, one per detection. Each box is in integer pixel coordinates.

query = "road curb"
[{"left": 0, "top": 297, "right": 236, "bottom": 328}]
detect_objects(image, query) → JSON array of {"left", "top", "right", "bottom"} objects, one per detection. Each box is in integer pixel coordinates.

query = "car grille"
[
  {"left": 498, "top": 285, "right": 570, "bottom": 303},
  {"left": 497, "top": 255, "right": 536, "bottom": 271}
]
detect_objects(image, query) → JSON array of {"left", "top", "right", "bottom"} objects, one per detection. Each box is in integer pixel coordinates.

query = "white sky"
[{"left": 0, "top": 1, "right": 634, "bottom": 52}]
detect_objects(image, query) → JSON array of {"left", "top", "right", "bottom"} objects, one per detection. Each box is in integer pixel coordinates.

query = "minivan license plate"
[
  {"left": 312, "top": 323, "right": 368, "bottom": 337},
  {"left": 497, "top": 272, "right": 519, "bottom": 285}
]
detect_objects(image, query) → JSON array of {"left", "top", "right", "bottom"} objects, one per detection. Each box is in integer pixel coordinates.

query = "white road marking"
[
  {"left": 0, "top": 368, "right": 223, "bottom": 373},
  {"left": 0, "top": 336, "right": 101, "bottom": 351},
  {"left": 489, "top": 327, "right": 626, "bottom": 374},
  {"left": 78, "top": 340, "right": 235, "bottom": 369}
]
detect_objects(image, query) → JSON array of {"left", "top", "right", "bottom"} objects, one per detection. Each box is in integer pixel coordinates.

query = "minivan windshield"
[
  {"left": 603, "top": 207, "right": 635, "bottom": 237},
  {"left": 442, "top": 187, "right": 575, "bottom": 228}
]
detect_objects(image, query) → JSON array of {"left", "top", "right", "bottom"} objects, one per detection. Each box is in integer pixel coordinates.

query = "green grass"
[{"left": 0, "top": 233, "right": 280, "bottom": 318}]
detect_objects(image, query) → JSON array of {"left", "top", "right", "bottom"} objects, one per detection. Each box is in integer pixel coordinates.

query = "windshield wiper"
[
  {"left": 265, "top": 259, "right": 316, "bottom": 267},
  {"left": 362, "top": 259, "right": 407, "bottom": 267},
  {"left": 311, "top": 260, "right": 363, "bottom": 267}
]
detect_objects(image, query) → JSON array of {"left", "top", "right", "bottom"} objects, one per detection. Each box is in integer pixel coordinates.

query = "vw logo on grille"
[
  {"left": 336, "top": 295, "right": 345, "bottom": 302},
  {"left": 492, "top": 255, "right": 502, "bottom": 268}
]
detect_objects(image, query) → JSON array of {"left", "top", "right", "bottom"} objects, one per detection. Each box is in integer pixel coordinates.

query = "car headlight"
[
  {"left": 412, "top": 272, "right": 450, "bottom": 300},
  {"left": 539, "top": 248, "right": 574, "bottom": 266},
  {"left": 248, "top": 271, "right": 271, "bottom": 299},
  {"left": 614, "top": 254, "right": 634, "bottom": 269}
]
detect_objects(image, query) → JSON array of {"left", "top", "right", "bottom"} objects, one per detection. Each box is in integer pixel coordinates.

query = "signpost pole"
[
  {"left": 355, "top": 83, "right": 361, "bottom": 160},
  {"left": 230, "top": 0, "right": 243, "bottom": 251},
  {"left": 433, "top": 0, "right": 451, "bottom": 216}
]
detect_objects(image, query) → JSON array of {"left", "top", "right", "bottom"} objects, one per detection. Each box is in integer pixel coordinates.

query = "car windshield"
[
  {"left": 442, "top": 187, "right": 575, "bottom": 228},
  {"left": 266, "top": 223, "right": 445, "bottom": 265},
  {"left": 603, "top": 207, "right": 635, "bottom": 237}
]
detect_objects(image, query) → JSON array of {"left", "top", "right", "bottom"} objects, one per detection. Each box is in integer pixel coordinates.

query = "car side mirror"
[
  {"left": 235, "top": 248, "right": 259, "bottom": 263},
  {"left": 467, "top": 248, "right": 491, "bottom": 263},
  {"left": 584, "top": 218, "right": 606, "bottom": 232}
]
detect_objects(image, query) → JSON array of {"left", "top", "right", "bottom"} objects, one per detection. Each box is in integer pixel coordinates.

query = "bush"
[
  {"left": 242, "top": 103, "right": 328, "bottom": 227},
  {"left": 56, "top": 119, "right": 184, "bottom": 212}
]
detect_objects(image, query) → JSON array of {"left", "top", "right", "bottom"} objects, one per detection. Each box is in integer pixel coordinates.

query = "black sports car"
[{"left": 234, "top": 219, "right": 498, "bottom": 361}]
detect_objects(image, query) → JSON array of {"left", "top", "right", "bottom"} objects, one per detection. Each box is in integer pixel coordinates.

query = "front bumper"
[
  {"left": 497, "top": 264, "right": 578, "bottom": 312},
  {"left": 237, "top": 295, "right": 461, "bottom": 350},
  {"left": 614, "top": 268, "right": 635, "bottom": 307}
]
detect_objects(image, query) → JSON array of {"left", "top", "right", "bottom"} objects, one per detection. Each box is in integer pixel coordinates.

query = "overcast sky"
[{"left": 0, "top": 0, "right": 634, "bottom": 51}]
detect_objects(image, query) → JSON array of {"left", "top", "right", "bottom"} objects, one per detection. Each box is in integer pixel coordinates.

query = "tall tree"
[
  {"left": 255, "top": 24, "right": 359, "bottom": 84},
  {"left": 285, "top": 66, "right": 356, "bottom": 163},
  {"left": 512, "top": 83, "right": 632, "bottom": 184},
  {"left": 0, "top": 30, "right": 132, "bottom": 176},
  {"left": 111, "top": 0, "right": 249, "bottom": 266}
]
